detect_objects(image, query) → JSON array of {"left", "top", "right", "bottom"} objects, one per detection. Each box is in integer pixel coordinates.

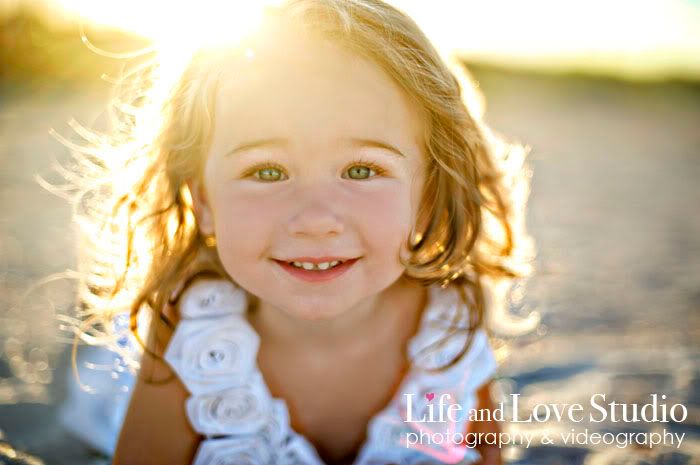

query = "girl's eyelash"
[
  {"left": 350, "top": 158, "right": 388, "bottom": 177},
  {"left": 243, "top": 161, "right": 286, "bottom": 179},
  {"left": 242, "top": 158, "right": 388, "bottom": 180}
]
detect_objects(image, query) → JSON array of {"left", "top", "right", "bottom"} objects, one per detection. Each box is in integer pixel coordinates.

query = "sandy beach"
[{"left": 1, "top": 60, "right": 699, "bottom": 464}]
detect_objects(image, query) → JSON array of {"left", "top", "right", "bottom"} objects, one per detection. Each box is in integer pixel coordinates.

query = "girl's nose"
[{"left": 285, "top": 199, "right": 345, "bottom": 238}]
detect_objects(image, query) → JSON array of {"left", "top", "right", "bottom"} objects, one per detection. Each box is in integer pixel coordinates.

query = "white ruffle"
[
  {"left": 277, "top": 432, "right": 326, "bottom": 465},
  {"left": 164, "top": 278, "right": 497, "bottom": 465},
  {"left": 407, "top": 285, "right": 497, "bottom": 394},
  {"left": 186, "top": 371, "right": 273, "bottom": 435},
  {"left": 192, "top": 435, "right": 274, "bottom": 465},
  {"left": 363, "top": 413, "right": 415, "bottom": 456},
  {"left": 164, "top": 314, "right": 259, "bottom": 395},
  {"left": 357, "top": 284, "right": 495, "bottom": 464},
  {"left": 256, "top": 398, "right": 292, "bottom": 447},
  {"left": 178, "top": 278, "right": 248, "bottom": 319},
  {"left": 408, "top": 328, "right": 497, "bottom": 392}
]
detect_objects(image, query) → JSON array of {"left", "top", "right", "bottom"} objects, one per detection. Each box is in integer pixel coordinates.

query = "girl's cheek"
[
  {"left": 215, "top": 190, "right": 280, "bottom": 230},
  {"left": 356, "top": 186, "right": 413, "bottom": 224}
]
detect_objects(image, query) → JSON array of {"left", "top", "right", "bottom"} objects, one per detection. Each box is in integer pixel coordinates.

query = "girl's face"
[{"left": 192, "top": 26, "right": 426, "bottom": 321}]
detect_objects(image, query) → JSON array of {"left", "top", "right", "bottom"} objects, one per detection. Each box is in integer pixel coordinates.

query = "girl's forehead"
[{"left": 210, "top": 27, "right": 425, "bottom": 155}]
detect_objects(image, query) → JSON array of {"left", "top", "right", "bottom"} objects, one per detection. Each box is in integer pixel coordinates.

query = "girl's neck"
[{"left": 245, "top": 276, "right": 428, "bottom": 356}]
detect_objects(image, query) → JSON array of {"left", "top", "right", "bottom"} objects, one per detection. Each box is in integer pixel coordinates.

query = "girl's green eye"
[
  {"left": 346, "top": 165, "right": 376, "bottom": 180},
  {"left": 255, "top": 166, "right": 286, "bottom": 182}
]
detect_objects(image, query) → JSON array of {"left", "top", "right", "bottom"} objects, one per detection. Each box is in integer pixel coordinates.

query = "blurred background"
[{"left": 1, "top": 0, "right": 699, "bottom": 464}]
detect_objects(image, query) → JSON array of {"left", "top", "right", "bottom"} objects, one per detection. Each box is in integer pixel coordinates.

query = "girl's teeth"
[{"left": 289, "top": 260, "right": 344, "bottom": 271}]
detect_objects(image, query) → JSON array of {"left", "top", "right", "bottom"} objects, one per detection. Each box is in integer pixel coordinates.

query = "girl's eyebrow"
[
  {"left": 225, "top": 138, "right": 286, "bottom": 157},
  {"left": 224, "top": 137, "right": 406, "bottom": 158},
  {"left": 347, "top": 138, "right": 406, "bottom": 158}
]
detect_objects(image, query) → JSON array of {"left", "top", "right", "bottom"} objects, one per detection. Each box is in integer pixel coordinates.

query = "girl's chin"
[{"left": 283, "top": 304, "right": 347, "bottom": 322}]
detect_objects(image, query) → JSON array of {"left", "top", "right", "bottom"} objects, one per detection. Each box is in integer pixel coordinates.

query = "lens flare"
[{"left": 57, "top": 0, "right": 282, "bottom": 54}]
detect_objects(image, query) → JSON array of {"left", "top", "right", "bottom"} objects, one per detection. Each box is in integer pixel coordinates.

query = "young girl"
[{"left": 67, "top": 1, "right": 534, "bottom": 464}]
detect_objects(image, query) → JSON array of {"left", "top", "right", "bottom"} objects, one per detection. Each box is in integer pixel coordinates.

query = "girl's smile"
[{"left": 272, "top": 257, "right": 361, "bottom": 283}]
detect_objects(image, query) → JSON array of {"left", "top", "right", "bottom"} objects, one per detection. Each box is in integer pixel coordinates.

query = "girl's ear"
[{"left": 186, "top": 179, "right": 215, "bottom": 236}]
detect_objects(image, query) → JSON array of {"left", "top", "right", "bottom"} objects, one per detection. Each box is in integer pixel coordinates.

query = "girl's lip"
[
  {"left": 281, "top": 256, "right": 353, "bottom": 264},
  {"left": 272, "top": 257, "right": 360, "bottom": 283}
]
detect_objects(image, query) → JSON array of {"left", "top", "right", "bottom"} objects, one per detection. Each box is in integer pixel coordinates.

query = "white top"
[{"left": 164, "top": 278, "right": 498, "bottom": 465}]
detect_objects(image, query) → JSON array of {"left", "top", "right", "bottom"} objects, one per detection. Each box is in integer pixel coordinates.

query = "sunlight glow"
[
  {"left": 56, "top": 0, "right": 280, "bottom": 53},
  {"left": 46, "top": 0, "right": 700, "bottom": 78},
  {"left": 394, "top": 0, "right": 700, "bottom": 79}
]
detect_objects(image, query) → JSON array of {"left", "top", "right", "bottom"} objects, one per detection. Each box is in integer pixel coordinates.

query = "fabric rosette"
[
  {"left": 164, "top": 314, "right": 259, "bottom": 394},
  {"left": 178, "top": 278, "right": 249, "bottom": 319},
  {"left": 277, "top": 432, "right": 326, "bottom": 465},
  {"left": 192, "top": 435, "right": 273, "bottom": 465},
  {"left": 186, "top": 371, "right": 274, "bottom": 435},
  {"left": 256, "top": 398, "right": 292, "bottom": 446}
]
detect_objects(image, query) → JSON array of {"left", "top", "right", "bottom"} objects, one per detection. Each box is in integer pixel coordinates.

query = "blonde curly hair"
[{"left": 59, "top": 0, "right": 536, "bottom": 381}]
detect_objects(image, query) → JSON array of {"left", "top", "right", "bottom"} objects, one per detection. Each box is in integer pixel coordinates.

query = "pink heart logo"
[{"left": 425, "top": 392, "right": 435, "bottom": 401}]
